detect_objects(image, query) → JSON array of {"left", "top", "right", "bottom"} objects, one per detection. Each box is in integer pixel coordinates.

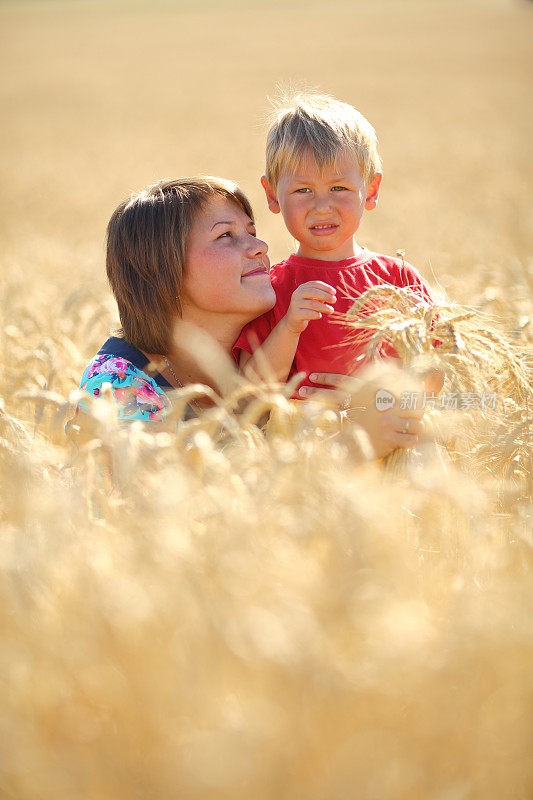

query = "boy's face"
[{"left": 262, "top": 150, "right": 381, "bottom": 261}]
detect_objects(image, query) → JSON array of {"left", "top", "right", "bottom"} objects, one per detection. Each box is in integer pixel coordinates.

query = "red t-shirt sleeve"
[
  {"left": 395, "top": 260, "right": 442, "bottom": 347},
  {"left": 232, "top": 310, "right": 275, "bottom": 363},
  {"left": 394, "top": 260, "right": 434, "bottom": 304}
]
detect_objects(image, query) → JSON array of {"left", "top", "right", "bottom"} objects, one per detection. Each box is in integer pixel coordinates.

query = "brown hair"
[{"left": 106, "top": 177, "right": 254, "bottom": 354}]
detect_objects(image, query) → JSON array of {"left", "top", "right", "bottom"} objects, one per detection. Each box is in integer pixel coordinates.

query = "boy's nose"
[{"left": 314, "top": 194, "right": 332, "bottom": 213}]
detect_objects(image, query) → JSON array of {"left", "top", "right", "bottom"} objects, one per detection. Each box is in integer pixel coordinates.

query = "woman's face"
[{"left": 180, "top": 195, "right": 275, "bottom": 320}]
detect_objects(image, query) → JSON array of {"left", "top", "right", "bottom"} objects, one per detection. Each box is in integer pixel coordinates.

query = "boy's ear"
[
  {"left": 365, "top": 173, "right": 382, "bottom": 211},
  {"left": 261, "top": 175, "right": 281, "bottom": 214}
]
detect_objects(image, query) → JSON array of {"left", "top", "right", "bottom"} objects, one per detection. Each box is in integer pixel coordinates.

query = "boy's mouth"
[{"left": 310, "top": 223, "right": 338, "bottom": 235}]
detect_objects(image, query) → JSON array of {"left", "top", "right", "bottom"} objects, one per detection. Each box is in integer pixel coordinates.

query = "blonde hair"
[
  {"left": 265, "top": 90, "right": 382, "bottom": 188},
  {"left": 106, "top": 177, "right": 254, "bottom": 355}
]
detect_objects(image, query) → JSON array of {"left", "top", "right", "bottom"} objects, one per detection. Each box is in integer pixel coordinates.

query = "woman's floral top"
[{"left": 78, "top": 337, "right": 174, "bottom": 422}]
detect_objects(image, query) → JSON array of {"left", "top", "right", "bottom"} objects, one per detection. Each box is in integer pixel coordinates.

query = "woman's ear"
[
  {"left": 365, "top": 173, "right": 382, "bottom": 211},
  {"left": 261, "top": 176, "right": 281, "bottom": 214}
]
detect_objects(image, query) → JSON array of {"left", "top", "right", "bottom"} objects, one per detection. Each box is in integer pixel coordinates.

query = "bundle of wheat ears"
[{"left": 341, "top": 280, "right": 532, "bottom": 490}]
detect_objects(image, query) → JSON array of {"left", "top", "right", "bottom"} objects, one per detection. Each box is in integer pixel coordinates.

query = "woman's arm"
[
  {"left": 79, "top": 356, "right": 171, "bottom": 422},
  {"left": 299, "top": 365, "right": 439, "bottom": 459}
]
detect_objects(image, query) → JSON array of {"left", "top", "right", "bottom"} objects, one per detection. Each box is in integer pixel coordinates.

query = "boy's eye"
[
  {"left": 294, "top": 187, "right": 310, "bottom": 194},
  {"left": 331, "top": 186, "right": 348, "bottom": 191}
]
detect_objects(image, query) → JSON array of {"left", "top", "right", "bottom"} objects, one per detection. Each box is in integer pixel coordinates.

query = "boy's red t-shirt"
[{"left": 233, "top": 248, "right": 435, "bottom": 390}]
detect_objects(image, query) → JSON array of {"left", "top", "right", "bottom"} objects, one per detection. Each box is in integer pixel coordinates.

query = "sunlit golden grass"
[
  {"left": 1, "top": 0, "right": 533, "bottom": 797},
  {"left": 2, "top": 272, "right": 532, "bottom": 799}
]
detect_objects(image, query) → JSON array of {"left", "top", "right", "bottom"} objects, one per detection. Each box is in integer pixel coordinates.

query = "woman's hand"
[{"left": 300, "top": 366, "right": 430, "bottom": 459}]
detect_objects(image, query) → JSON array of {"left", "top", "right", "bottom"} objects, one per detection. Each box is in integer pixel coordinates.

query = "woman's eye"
[{"left": 217, "top": 231, "right": 231, "bottom": 239}]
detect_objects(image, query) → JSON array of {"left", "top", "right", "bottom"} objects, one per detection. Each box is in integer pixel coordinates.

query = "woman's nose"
[{"left": 247, "top": 235, "right": 268, "bottom": 257}]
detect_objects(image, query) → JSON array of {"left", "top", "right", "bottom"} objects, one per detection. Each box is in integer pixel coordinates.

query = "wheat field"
[{"left": 1, "top": 1, "right": 533, "bottom": 798}]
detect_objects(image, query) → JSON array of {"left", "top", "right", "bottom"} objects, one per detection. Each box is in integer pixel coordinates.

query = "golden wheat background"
[{"left": 1, "top": 0, "right": 532, "bottom": 798}]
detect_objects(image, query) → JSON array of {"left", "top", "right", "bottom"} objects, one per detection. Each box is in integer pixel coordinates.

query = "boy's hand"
[{"left": 284, "top": 281, "right": 336, "bottom": 335}]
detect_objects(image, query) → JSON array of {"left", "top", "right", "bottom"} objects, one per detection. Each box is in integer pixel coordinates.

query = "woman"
[{"left": 79, "top": 177, "right": 427, "bottom": 456}]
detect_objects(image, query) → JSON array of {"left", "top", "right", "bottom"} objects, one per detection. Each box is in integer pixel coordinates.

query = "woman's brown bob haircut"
[{"left": 106, "top": 177, "right": 254, "bottom": 355}]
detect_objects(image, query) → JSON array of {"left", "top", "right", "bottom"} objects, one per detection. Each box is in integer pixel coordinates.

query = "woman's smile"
[{"left": 242, "top": 263, "right": 270, "bottom": 278}]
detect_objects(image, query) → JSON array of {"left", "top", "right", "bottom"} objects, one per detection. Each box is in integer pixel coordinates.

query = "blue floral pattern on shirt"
[{"left": 79, "top": 355, "right": 171, "bottom": 421}]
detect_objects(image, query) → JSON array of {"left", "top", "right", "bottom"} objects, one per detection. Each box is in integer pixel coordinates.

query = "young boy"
[{"left": 234, "top": 92, "right": 436, "bottom": 396}]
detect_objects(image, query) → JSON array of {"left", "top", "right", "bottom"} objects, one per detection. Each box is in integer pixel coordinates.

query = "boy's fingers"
[
  {"left": 301, "top": 280, "right": 336, "bottom": 292},
  {"left": 297, "top": 288, "right": 336, "bottom": 302},
  {"left": 298, "top": 283, "right": 336, "bottom": 299},
  {"left": 296, "top": 310, "right": 322, "bottom": 322},
  {"left": 298, "top": 300, "right": 334, "bottom": 314}
]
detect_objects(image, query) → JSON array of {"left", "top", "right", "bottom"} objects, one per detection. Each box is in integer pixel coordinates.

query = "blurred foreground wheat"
[{"left": 1, "top": 271, "right": 533, "bottom": 800}]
